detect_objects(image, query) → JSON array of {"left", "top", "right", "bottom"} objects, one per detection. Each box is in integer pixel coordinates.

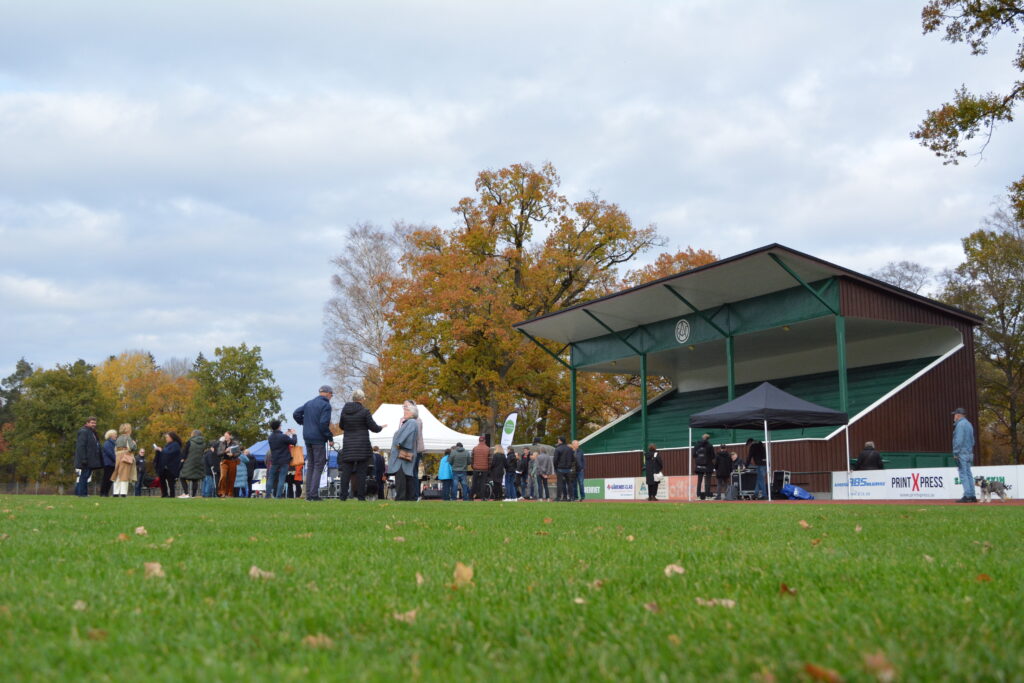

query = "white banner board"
[
  {"left": 604, "top": 477, "right": 636, "bottom": 500},
  {"left": 832, "top": 465, "right": 1020, "bottom": 501}
]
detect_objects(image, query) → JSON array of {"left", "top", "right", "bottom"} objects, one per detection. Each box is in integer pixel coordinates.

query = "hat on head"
[
  {"left": 951, "top": 407, "right": 967, "bottom": 415},
  {"left": 319, "top": 385, "right": 334, "bottom": 394}
]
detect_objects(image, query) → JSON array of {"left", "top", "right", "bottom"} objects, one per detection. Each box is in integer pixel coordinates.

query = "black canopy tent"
[{"left": 688, "top": 382, "right": 850, "bottom": 501}]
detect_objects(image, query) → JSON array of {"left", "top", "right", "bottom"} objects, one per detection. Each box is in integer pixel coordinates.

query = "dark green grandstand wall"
[
  {"left": 572, "top": 279, "right": 839, "bottom": 368},
  {"left": 582, "top": 356, "right": 937, "bottom": 454}
]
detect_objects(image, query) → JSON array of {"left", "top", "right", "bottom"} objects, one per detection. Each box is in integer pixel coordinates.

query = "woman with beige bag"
[{"left": 111, "top": 423, "right": 138, "bottom": 497}]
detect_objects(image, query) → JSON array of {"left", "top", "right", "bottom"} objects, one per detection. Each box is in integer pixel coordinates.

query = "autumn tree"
[
  {"left": 621, "top": 247, "right": 718, "bottom": 287},
  {"left": 869, "top": 260, "right": 935, "bottom": 294},
  {"left": 4, "top": 360, "right": 112, "bottom": 484},
  {"left": 323, "top": 222, "right": 416, "bottom": 407},
  {"left": 379, "top": 162, "right": 664, "bottom": 439},
  {"left": 188, "top": 344, "right": 282, "bottom": 446},
  {"left": 942, "top": 200, "right": 1024, "bottom": 463},
  {"left": 913, "top": 0, "right": 1024, "bottom": 219}
]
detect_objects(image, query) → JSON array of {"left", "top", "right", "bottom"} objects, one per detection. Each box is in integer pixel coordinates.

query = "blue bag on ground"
[{"left": 781, "top": 483, "right": 814, "bottom": 500}]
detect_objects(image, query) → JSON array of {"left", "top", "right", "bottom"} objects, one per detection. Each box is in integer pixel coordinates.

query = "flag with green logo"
[{"left": 500, "top": 413, "right": 518, "bottom": 450}]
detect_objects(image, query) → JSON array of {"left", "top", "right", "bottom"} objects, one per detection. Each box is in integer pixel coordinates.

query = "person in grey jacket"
[
  {"left": 449, "top": 442, "right": 472, "bottom": 501},
  {"left": 534, "top": 443, "right": 554, "bottom": 500},
  {"left": 952, "top": 407, "right": 977, "bottom": 503},
  {"left": 387, "top": 401, "right": 421, "bottom": 501}
]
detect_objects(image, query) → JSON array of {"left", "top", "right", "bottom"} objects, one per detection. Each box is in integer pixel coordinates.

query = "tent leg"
[
  {"left": 844, "top": 424, "right": 851, "bottom": 501},
  {"left": 688, "top": 427, "right": 692, "bottom": 502},
  {"left": 764, "top": 419, "right": 771, "bottom": 502}
]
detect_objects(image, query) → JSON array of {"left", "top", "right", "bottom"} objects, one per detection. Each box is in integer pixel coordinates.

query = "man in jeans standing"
[
  {"left": 449, "top": 441, "right": 472, "bottom": 501},
  {"left": 293, "top": 385, "right": 334, "bottom": 502},
  {"left": 952, "top": 407, "right": 977, "bottom": 503},
  {"left": 572, "top": 440, "right": 586, "bottom": 501},
  {"left": 266, "top": 420, "right": 297, "bottom": 499},
  {"left": 746, "top": 438, "right": 768, "bottom": 500},
  {"left": 470, "top": 436, "right": 491, "bottom": 500},
  {"left": 73, "top": 416, "right": 101, "bottom": 497}
]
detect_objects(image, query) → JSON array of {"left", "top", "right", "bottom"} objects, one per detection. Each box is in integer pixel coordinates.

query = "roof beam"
[
  {"left": 768, "top": 253, "right": 839, "bottom": 316},
  {"left": 663, "top": 285, "right": 730, "bottom": 337},
  {"left": 516, "top": 328, "right": 572, "bottom": 369},
  {"left": 583, "top": 309, "right": 643, "bottom": 355}
]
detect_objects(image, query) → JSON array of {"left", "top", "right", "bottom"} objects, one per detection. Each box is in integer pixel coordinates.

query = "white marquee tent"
[{"left": 368, "top": 403, "right": 480, "bottom": 452}]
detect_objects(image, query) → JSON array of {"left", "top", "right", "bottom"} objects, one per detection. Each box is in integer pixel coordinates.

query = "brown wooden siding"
[{"left": 840, "top": 277, "right": 980, "bottom": 328}]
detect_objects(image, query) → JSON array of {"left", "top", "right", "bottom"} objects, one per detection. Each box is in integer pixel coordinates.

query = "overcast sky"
[{"left": 2, "top": 1, "right": 1021, "bottom": 427}]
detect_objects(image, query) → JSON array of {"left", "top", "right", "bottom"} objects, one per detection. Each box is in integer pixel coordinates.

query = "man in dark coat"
[
  {"left": 487, "top": 447, "right": 505, "bottom": 500},
  {"left": 74, "top": 417, "right": 101, "bottom": 497},
  {"left": 746, "top": 438, "right": 768, "bottom": 499},
  {"left": 553, "top": 436, "right": 575, "bottom": 502},
  {"left": 336, "top": 390, "right": 385, "bottom": 501},
  {"left": 853, "top": 441, "right": 884, "bottom": 470},
  {"left": 266, "top": 419, "right": 297, "bottom": 499},
  {"left": 572, "top": 439, "right": 586, "bottom": 501},
  {"left": 371, "top": 447, "right": 387, "bottom": 500},
  {"left": 693, "top": 433, "right": 713, "bottom": 500},
  {"left": 293, "top": 385, "right": 334, "bottom": 502}
]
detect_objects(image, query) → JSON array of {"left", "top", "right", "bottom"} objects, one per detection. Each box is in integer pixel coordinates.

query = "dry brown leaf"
[
  {"left": 695, "top": 597, "right": 736, "bottom": 608},
  {"left": 72, "top": 600, "right": 88, "bottom": 612},
  {"left": 384, "top": 524, "right": 392, "bottom": 530},
  {"left": 854, "top": 525, "right": 862, "bottom": 534},
  {"left": 923, "top": 554, "right": 934, "bottom": 563},
  {"left": 143, "top": 562, "right": 165, "bottom": 579},
  {"left": 779, "top": 583, "right": 797, "bottom": 596},
  {"left": 535, "top": 530, "right": 550, "bottom": 536},
  {"left": 643, "top": 601, "right": 661, "bottom": 613},
  {"left": 415, "top": 572, "right": 425, "bottom": 587},
  {"left": 393, "top": 536, "right": 406, "bottom": 543},
  {"left": 393, "top": 609, "right": 418, "bottom": 623},
  {"left": 975, "top": 573, "right": 992, "bottom": 582},
  {"left": 453, "top": 561, "right": 474, "bottom": 588},
  {"left": 981, "top": 541, "right": 993, "bottom": 553},
  {"left": 116, "top": 533, "right": 129, "bottom": 542},
  {"left": 573, "top": 597, "right": 587, "bottom": 604},
  {"left": 134, "top": 526, "right": 147, "bottom": 536},
  {"left": 295, "top": 532, "right": 313, "bottom": 539},
  {"left": 249, "top": 565, "right": 275, "bottom": 580},
  {"left": 249, "top": 536, "right": 258, "bottom": 542},
  {"left": 302, "top": 633, "right": 334, "bottom": 648},
  {"left": 87, "top": 628, "right": 108, "bottom": 641},
  {"left": 667, "top": 634, "right": 682, "bottom": 646},
  {"left": 810, "top": 538, "right": 822, "bottom": 547},
  {"left": 863, "top": 651, "right": 896, "bottom": 682},
  {"left": 803, "top": 662, "right": 843, "bottom": 682},
  {"left": 588, "top": 579, "right": 605, "bottom": 590},
  {"left": 503, "top": 537, "right": 511, "bottom": 544},
  {"left": 45, "top": 505, "right": 54, "bottom": 510},
  {"left": 626, "top": 535, "right": 635, "bottom": 542},
  {"left": 164, "top": 537, "right": 175, "bottom": 545},
  {"left": 663, "top": 563, "right": 685, "bottom": 577},
  {"left": 798, "top": 520, "right": 811, "bottom": 530},
  {"left": 543, "top": 517, "right": 553, "bottom": 524},
  {"left": 0, "top": 533, "right": 8, "bottom": 542}
]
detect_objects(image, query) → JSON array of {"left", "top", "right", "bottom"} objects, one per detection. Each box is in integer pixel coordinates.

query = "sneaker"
[{"left": 177, "top": 494, "right": 190, "bottom": 499}]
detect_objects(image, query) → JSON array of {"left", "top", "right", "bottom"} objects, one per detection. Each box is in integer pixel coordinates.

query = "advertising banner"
[
  {"left": 668, "top": 475, "right": 695, "bottom": 500},
  {"left": 635, "top": 477, "right": 669, "bottom": 500},
  {"left": 832, "top": 465, "right": 1020, "bottom": 501},
  {"left": 500, "top": 413, "right": 518, "bottom": 450},
  {"left": 604, "top": 477, "right": 635, "bottom": 500},
  {"left": 583, "top": 478, "right": 605, "bottom": 500}
]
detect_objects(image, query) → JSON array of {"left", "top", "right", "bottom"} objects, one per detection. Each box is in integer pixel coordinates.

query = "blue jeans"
[
  {"left": 441, "top": 479, "right": 453, "bottom": 501},
  {"left": 576, "top": 470, "right": 586, "bottom": 500},
  {"left": 267, "top": 463, "right": 288, "bottom": 499},
  {"left": 76, "top": 467, "right": 92, "bottom": 496},
  {"left": 755, "top": 466, "right": 767, "bottom": 499},
  {"left": 504, "top": 472, "right": 518, "bottom": 499},
  {"left": 956, "top": 452, "right": 975, "bottom": 498},
  {"left": 454, "top": 471, "right": 470, "bottom": 500}
]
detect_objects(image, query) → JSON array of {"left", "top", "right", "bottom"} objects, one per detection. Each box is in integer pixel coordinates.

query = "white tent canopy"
[{"left": 368, "top": 403, "right": 480, "bottom": 452}]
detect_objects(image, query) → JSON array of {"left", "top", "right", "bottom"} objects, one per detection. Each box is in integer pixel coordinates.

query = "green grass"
[{"left": 0, "top": 497, "right": 1021, "bottom": 681}]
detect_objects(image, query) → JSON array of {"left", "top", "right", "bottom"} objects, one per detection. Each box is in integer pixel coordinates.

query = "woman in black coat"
[
  {"left": 644, "top": 444, "right": 663, "bottom": 501},
  {"left": 154, "top": 432, "right": 184, "bottom": 498},
  {"left": 336, "top": 390, "right": 385, "bottom": 501}
]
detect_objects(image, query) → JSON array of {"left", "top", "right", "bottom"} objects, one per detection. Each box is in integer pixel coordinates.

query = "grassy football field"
[{"left": 0, "top": 496, "right": 1021, "bottom": 681}]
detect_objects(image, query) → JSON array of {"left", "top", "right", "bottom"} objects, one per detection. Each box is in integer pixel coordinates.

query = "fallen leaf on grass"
[
  {"left": 302, "top": 633, "right": 334, "bottom": 648},
  {"left": 803, "top": 662, "right": 843, "bottom": 682},
  {"left": 294, "top": 532, "right": 313, "bottom": 539},
  {"left": 810, "top": 538, "right": 822, "bottom": 547},
  {"left": 663, "top": 563, "right": 685, "bottom": 577},
  {"left": 45, "top": 505, "right": 54, "bottom": 510},
  {"left": 87, "top": 628, "right": 108, "bottom": 641},
  {"left": 753, "top": 669, "right": 777, "bottom": 683},
  {"left": 573, "top": 597, "right": 587, "bottom": 605},
  {"left": 667, "top": 634, "right": 682, "bottom": 646},
  {"left": 134, "top": 526, "right": 147, "bottom": 536},
  {"left": 415, "top": 572, "right": 425, "bottom": 587},
  {"left": 854, "top": 525, "right": 862, "bottom": 533},
  {"left": 384, "top": 524, "right": 392, "bottom": 530},
  {"left": 863, "top": 651, "right": 896, "bottom": 682},
  {"left": 144, "top": 562, "right": 165, "bottom": 579},
  {"left": 72, "top": 600, "right": 88, "bottom": 612},
  {"left": 975, "top": 573, "right": 992, "bottom": 582},
  {"left": 249, "top": 565, "right": 275, "bottom": 580},
  {"left": 116, "top": 533, "right": 129, "bottom": 542},
  {"left": 695, "top": 597, "right": 736, "bottom": 608},
  {"left": 453, "top": 562, "right": 474, "bottom": 588},
  {"left": 981, "top": 541, "right": 993, "bottom": 554},
  {"left": 643, "top": 602, "right": 661, "bottom": 613},
  {"left": 779, "top": 583, "right": 797, "bottom": 596},
  {"left": 626, "top": 535, "right": 635, "bottom": 542},
  {"left": 392, "top": 609, "right": 417, "bottom": 623},
  {"left": 923, "top": 554, "right": 934, "bottom": 563},
  {"left": 588, "top": 579, "right": 605, "bottom": 590},
  {"left": 799, "top": 520, "right": 811, "bottom": 530},
  {"left": 503, "top": 537, "right": 511, "bottom": 544},
  {"left": 535, "top": 531, "right": 550, "bottom": 536},
  {"left": 306, "top": 581, "right": 319, "bottom": 592},
  {"left": 543, "top": 517, "right": 553, "bottom": 524},
  {"left": 248, "top": 536, "right": 259, "bottom": 542},
  {"left": 0, "top": 533, "right": 9, "bottom": 541}
]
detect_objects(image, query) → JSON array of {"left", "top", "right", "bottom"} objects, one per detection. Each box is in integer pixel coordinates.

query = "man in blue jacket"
[
  {"left": 266, "top": 419, "right": 298, "bottom": 499},
  {"left": 952, "top": 407, "right": 977, "bottom": 503},
  {"left": 293, "top": 385, "right": 334, "bottom": 502}
]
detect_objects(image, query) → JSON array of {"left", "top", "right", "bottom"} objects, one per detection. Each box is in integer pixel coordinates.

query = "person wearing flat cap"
[
  {"left": 951, "top": 407, "right": 976, "bottom": 503},
  {"left": 293, "top": 385, "right": 335, "bottom": 502}
]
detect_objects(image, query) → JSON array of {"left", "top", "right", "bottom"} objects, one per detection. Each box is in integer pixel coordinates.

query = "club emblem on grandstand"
[{"left": 674, "top": 319, "right": 691, "bottom": 344}]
